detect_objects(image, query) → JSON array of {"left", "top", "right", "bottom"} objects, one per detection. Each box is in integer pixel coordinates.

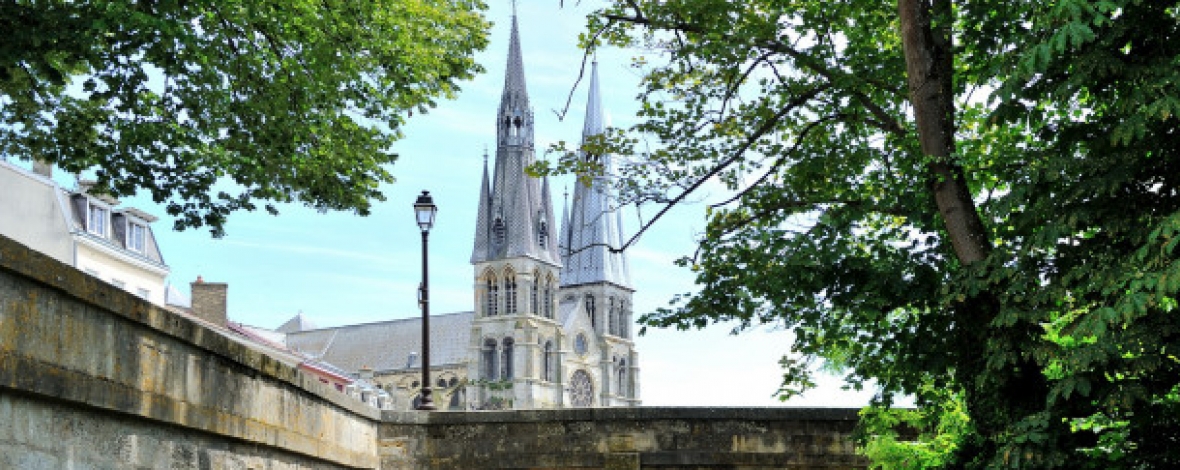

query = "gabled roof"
[{"left": 285, "top": 312, "right": 475, "bottom": 373}]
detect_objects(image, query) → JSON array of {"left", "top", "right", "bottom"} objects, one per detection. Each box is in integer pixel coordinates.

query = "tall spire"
[
  {"left": 471, "top": 10, "right": 558, "bottom": 267},
  {"left": 471, "top": 150, "right": 493, "bottom": 263},
  {"left": 559, "top": 186, "right": 571, "bottom": 259},
  {"left": 560, "top": 61, "right": 632, "bottom": 288},
  {"left": 500, "top": 13, "right": 529, "bottom": 120},
  {"left": 582, "top": 59, "right": 605, "bottom": 138}
]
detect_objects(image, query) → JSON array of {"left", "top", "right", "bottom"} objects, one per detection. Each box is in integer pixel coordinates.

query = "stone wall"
[
  {"left": 0, "top": 233, "right": 868, "bottom": 469},
  {"left": 0, "top": 234, "right": 380, "bottom": 469},
  {"left": 379, "top": 407, "right": 867, "bottom": 469}
]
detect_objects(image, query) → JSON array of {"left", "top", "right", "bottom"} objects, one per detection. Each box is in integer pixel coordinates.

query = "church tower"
[
  {"left": 468, "top": 13, "right": 564, "bottom": 409},
  {"left": 559, "top": 60, "right": 640, "bottom": 407}
]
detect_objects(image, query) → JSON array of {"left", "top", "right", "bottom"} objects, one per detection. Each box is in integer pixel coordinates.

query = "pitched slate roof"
[
  {"left": 284, "top": 311, "right": 475, "bottom": 373},
  {"left": 276, "top": 313, "right": 318, "bottom": 334}
]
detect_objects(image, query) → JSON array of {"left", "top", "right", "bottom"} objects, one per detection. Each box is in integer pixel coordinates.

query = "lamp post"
[{"left": 413, "top": 190, "right": 438, "bottom": 411}]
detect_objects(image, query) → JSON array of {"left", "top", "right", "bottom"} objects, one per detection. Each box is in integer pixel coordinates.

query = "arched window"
[
  {"left": 585, "top": 295, "right": 596, "bottom": 329},
  {"left": 482, "top": 338, "right": 498, "bottom": 380},
  {"left": 530, "top": 270, "right": 539, "bottom": 316},
  {"left": 607, "top": 297, "right": 616, "bottom": 336},
  {"left": 618, "top": 358, "right": 628, "bottom": 397},
  {"left": 620, "top": 300, "right": 629, "bottom": 338},
  {"left": 486, "top": 274, "right": 499, "bottom": 316},
  {"left": 543, "top": 340, "right": 554, "bottom": 382},
  {"left": 543, "top": 278, "right": 554, "bottom": 319},
  {"left": 505, "top": 271, "right": 518, "bottom": 314},
  {"left": 501, "top": 337, "right": 515, "bottom": 380},
  {"left": 614, "top": 297, "right": 625, "bottom": 336}
]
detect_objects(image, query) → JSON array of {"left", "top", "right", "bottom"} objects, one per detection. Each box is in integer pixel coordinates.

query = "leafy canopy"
[
  {"left": 0, "top": 0, "right": 489, "bottom": 235},
  {"left": 551, "top": 0, "right": 1180, "bottom": 467}
]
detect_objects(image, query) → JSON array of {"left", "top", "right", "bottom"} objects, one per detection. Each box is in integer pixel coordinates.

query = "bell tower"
[
  {"left": 558, "top": 60, "right": 639, "bottom": 407},
  {"left": 468, "top": 12, "right": 563, "bottom": 409}
]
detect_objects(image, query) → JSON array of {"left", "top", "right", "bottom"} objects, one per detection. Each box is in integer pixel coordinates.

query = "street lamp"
[{"left": 414, "top": 190, "right": 438, "bottom": 411}]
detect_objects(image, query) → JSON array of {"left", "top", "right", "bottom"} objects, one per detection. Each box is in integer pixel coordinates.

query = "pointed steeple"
[
  {"left": 561, "top": 61, "right": 632, "bottom": 288},
  {"left": 582, "top": 58, "right": 606, "bottom": 138},
  {"left": 502, "top": 13, "right": 528, "bottom": 110},
  {"left": 497, "top": 13, "right": 532, "bottom": 149},
  {"left": 471, "top": 11, "right": 558, "bottom": 267},
  {"left": 559, "top": 186, "right": 571, "bottom": 260},
  {"left": 539, "top": 175, "right": 560, "bottom": 260},
  {"left": 471, "top": 150, "right": 493, "bottom": 263}
]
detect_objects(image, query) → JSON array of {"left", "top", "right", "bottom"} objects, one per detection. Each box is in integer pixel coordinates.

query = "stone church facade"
[{"left": 269, "top": 14, "right": 639, "bottom": 410}]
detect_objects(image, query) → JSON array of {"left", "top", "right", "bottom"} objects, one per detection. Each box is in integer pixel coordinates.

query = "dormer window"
[
  {"left": 493, "top": 218, "right": 506, "bottom": 246},
  {"left": 128, "top": 222, "right": 147, "bottom": 252},
  {"left": 87, "top": 204, "right": 108, "bottom": 236}
]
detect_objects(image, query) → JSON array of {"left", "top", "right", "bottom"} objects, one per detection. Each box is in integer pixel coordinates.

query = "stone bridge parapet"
[{"left": 0, "top": 234, "right": 865, "bottom": 469}]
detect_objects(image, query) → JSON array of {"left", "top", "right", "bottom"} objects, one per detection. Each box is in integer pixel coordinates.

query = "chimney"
[
  {"left": 359, "top": 366, "right": 375, "bottom": 381},
  {"left": 190, "top": 276, "right": 228, "bottom": 326},
  {"left": 32, "top": 160, "right": 52, "bottom": 178}
]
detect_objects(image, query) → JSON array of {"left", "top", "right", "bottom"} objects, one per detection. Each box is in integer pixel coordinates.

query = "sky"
[{"left": 87, "top": 1, "right": 880, "bottom": 408}]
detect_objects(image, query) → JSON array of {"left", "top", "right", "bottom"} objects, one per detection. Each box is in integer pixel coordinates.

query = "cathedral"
[{"left": 265, "top": 13, "right": 639, "bottom": 410}]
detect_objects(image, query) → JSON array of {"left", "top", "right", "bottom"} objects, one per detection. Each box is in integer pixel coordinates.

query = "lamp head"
[{"left": 413, "top": 191, "right": 438, "bottom": 232}]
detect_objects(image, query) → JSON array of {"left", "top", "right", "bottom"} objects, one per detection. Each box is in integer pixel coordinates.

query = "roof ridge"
[{"left": 288, "top": 311, "right": 476, "bottom": 333}]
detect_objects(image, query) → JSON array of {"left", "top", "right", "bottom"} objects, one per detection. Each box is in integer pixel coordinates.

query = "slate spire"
[
  {"left": 471, "top": 150, "right": 493, "bottom": 263},
  {"left": 560, "top": 61, "right": 632, "bottom": 288},
  {"left": 471, "top": 11, "right": 559, "bottom": 267}
]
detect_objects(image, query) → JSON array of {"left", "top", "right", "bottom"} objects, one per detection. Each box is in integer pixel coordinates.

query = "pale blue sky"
[{"left": 105, "top": 1, "right": 878, "bottom": 407}]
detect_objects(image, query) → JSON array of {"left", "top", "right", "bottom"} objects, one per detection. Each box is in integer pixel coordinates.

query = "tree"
[
  {"left": 0, "top": 0, "right": 489, "bottom": 236},
  {"left": 553, "top": 0, "right": 1180, "bottom": 467}
]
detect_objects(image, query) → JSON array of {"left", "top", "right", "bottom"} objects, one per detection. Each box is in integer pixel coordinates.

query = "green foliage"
[
  {"left": 859, "top": 386, "right": 973, "bottom": 470},
  {"left": 550, "top": 0, "right": 1180, "bottom": 467},
  {"left": 0, "top": 0, "right": 490, "bottom": 235}
]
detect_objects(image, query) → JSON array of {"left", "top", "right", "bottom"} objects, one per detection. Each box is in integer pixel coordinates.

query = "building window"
[
  {"left": 538, "top": 220, "right": 548, "bottom": 248},
  {"left": 486, "top": 275, "right": 499, "bottom": 316},
  {"left": 128, "top": 222, "right": 147, "bottom": 252},
  {"left": 505, "top": 272, "right": 517, "bottom": 314},
  {"left": 607, "top": 297, "right": 616, "bottom": 336},
  {"left": 618, "top": 358, "right": 628, "bottom": 397},
  {"left": 493, "top": 218, "right": 506, "bottom": 246},
  {"left": 585, "top": 295, "right": 596, "bottom": 329},
  {"left": 482, "top": 338, "right": 498, "bottom": 380},
  {"left": 530, "top": 270, "right": 539, "bottom": 315},
  {"left": 570, "top": 370, "right": 593, "bottom": 407},
  {"left": 547, "top": 277, "right": 556, "bottom": 316},
  {"left": 612, "top": 297, "right": 625, "bottom": 337},
  {"left": 620, "top": 301, "right": 629, "bottom": 338},
  {"left": 88, "top": 204, "right": 108, "bottom": 236},
  {"left": 501, "top": 337, "right": 515, "bottom": 380},
  {"left": 574, "top": 333, "right": 588, "bottom": 356},
  {"left": 543, "top": 279, "right": 553, "bottom": 318},
  {"left": 543, "top": 340, "right": 555, "bottom": 382}
]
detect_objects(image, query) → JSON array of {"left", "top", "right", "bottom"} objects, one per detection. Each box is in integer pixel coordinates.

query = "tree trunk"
[
  {"left": 897, "top": 0, "right": 991, "bottom": 265},
  {"left": 897, "top": 2, "right": 1061, "bottom": 466}
]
